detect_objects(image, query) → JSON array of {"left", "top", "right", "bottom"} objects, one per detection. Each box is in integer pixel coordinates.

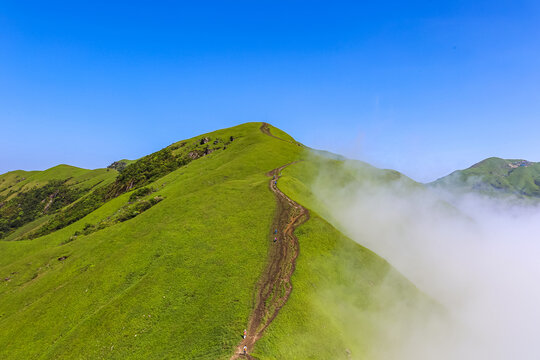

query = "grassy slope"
[
  {"left": 0, "top": 123, "right": 427, "bottom": 359},
  {"left": 0, "top": 165, "right": 117, "bottom": 199},
  {"left": 0, "top": 165, "right": 118, "bottom": 240},
  {"left": 254, "top": 157, "right": 430, "bottom": 359},
  {"left": 0, "top": 123, "right": 303, "bottom": 359},
  {"left": 431, "top": 157, "right": 540, "bottom": 198}
]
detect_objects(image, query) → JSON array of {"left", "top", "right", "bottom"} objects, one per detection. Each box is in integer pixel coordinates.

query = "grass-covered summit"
[
  {"left": 430, "top": 157, "right": 540, "bottom": 198},
  {"left": 0, "top": 122, "right": 429, "bottom": 359}
]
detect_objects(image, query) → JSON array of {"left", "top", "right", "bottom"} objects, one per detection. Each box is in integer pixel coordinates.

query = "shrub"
[{"left": 129, "top": 187, "right": 153, "bottom": 202}]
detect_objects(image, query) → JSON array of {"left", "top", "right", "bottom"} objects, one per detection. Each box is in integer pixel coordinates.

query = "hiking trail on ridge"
[{"left": 230, "top": 123, "right": 310, "bottom": 359}]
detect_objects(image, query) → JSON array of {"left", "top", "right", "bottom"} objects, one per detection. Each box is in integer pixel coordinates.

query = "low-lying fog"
[{"left": 312, "top": 162, "right": 540, "bottom": 359}]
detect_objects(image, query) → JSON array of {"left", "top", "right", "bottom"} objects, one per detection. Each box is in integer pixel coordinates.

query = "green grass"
[
  {"left": 0, "top": 123, "right": 428, "bottom": 359},
  {"left": 0, "top": 166, "right": 119, "bottom": 240},
  {"left": 0, "top": 165, "right": 117, "bottom": 200},
  {"left": 252, "top": 155, "right": 431, "bottom": 359},
  {"left": 2, "top": 215, "right": 53, "bottom": 242},
  {"left": 431, "top": 157, "right": 540, "bottom": 198},
  {"left": 0, "top": 123, "right": 305, "bottom": 359}
]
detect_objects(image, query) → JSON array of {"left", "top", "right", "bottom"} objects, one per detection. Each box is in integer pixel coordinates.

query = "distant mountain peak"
[{"left": 431, "top": 157, "right": 540, "bottom": 199}]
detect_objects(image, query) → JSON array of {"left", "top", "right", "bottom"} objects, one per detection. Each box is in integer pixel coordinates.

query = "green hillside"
[
  {"left": 0, "top": 123, "right": 429, "bottom": 359},
  {"left": 430, "top": 157, "right": 540, "bottom": 198},
  {"left": 253, "top": 159, "right": 432, "bottom": 359},
  {"left": 0, "top": 165, "right": 118, "bottom": 240},
  {"left": 0, "top": 165, "right": 116, "bottom": 198}
]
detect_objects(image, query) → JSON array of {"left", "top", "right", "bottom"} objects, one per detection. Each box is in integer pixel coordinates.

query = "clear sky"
[{"left": 1, "top": 1, "right": 539, "bottom": 182}]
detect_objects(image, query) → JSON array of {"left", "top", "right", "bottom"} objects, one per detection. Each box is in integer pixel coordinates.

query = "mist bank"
[{"left": 310, "top": 158, "right": 540, "bottom": 359}]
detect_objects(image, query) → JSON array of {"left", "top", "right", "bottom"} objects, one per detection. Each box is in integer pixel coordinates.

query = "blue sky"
[{"left": 1, "top": 1, "right": 539, "bottom": 182}]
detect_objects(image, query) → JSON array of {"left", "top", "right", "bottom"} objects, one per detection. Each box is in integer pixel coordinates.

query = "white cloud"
[{"left": 311, "top": 162, "right": 540, "bottom": 359}]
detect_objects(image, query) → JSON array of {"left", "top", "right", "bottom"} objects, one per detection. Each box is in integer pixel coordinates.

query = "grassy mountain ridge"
[
  {"left": 0, "top": 126, "right": 240, "bottom": 241},
  {"left": 0, "top": 123, "right": 430, "bottom": 359},
  {"left": 430, "top": 157, "right": 540, "bottom": 198},
  {"left": 0, "top": 165, "right": 118, "bottom": 240},
  {"left": 253, "top": 157, "right": 433, "bottom": 359},
  {"left": 0, "top": 165, "right": 117, "bottom": 200},
  {"left": 0, "top": 123, "right": 294, "bottom": 359}
]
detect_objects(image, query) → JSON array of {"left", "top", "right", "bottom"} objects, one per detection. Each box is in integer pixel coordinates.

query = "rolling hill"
[
  {"left": 0, "top": 165, "right": 118, "bottom": 241},
  {"left": 0, "top": 123, "right": 431, "bottom": 359},
  {"left": 430, "top": 157, "right": 540, "bottom": 199}
]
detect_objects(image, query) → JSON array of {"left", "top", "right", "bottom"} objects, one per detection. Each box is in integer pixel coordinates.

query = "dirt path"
[
  {"left": 260, "top": 122, "right": 302, "bottom": 147},
  {"left": 230, "top": 126, "right": 310, "bottom": 359}
]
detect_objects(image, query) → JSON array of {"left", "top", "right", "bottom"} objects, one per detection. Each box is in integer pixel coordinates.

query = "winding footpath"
[{"left": 230, "top": 125, "right": 310, "bottom": 359}]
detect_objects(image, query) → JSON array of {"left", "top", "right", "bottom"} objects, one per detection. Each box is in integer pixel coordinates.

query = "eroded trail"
[
  {"left": 260, "top": 122, "right": 302, "bottom": 147},
  {"left": 230, "top": 126, "right": 309, "bottom": 359}
]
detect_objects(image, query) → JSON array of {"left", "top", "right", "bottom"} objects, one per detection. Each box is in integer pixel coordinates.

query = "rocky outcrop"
[
  {"left": 188, "top": 151, "right": 202, "bottom": 160},
  {"left": 107, "top": 161, "right": 128, "bottom": 172}
]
